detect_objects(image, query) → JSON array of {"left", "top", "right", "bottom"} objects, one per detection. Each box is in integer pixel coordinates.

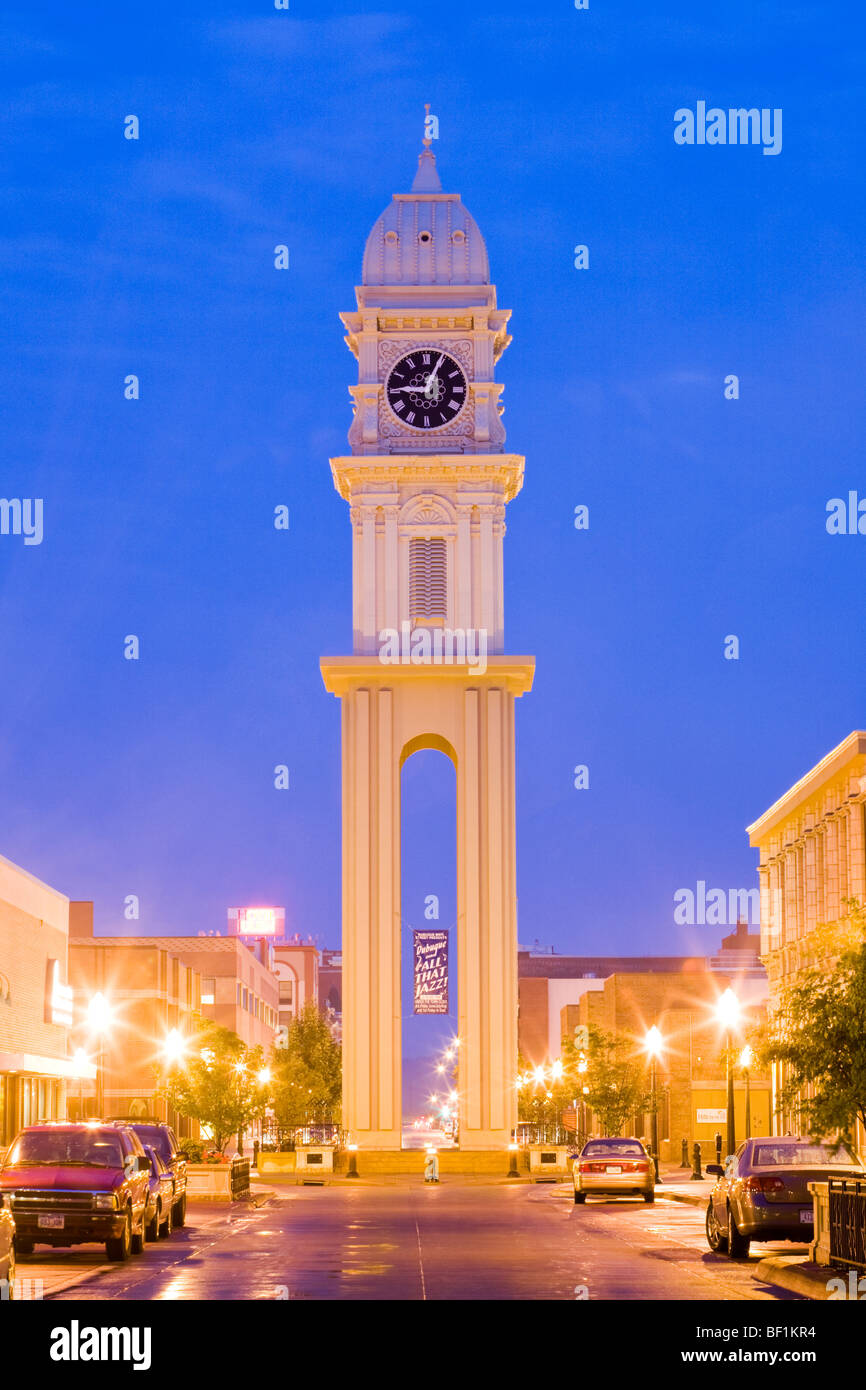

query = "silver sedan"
[{"left": 573, "top": 1137, "right": 655, "bottom": 1203}]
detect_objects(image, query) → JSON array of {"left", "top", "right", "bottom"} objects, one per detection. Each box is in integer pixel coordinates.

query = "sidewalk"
[{"left": 654, "top": 1161, "right": 711, "bottom": 1207}]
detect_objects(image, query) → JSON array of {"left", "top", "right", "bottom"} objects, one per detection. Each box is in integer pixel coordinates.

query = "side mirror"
[
  {"left": 706, "top": 1163, "right": 724, "bottom": 1176},
  {"left": 138, "top": 1156, "right": 151, "bottom": 1173}
]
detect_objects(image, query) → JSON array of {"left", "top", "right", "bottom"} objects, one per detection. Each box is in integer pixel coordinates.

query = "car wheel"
[
  {"left": 15, "top": 1239, "right": 33, "bottom": 1257},
  {"left": 643, "top": 1192, "right": 655, "bottom": 1204},
  {"left": 172, "top": 1191, "right": 186, "bottom": 1227},
  {"left": 159, "top": 1199, "right": 173, "bottom": 1239},
  {"left": 131, "top": 1212, "right": 147, "bottom": 1255},
  {"left": 573, "top": 1190, "right": 586, "bottom": 1204},
  {"left": 705, "top": 1200, "right": 728, "bottom": 1252},
  {"left": 5, "top": 1247, "right": 15, "bottom": 1300},
  {"left": 146, "top": 1202, "right": 160, "bottom": 1244},
  {"left": 727, "top": 1204, "right": 750, "bottom": 1259},
  {"left": 106, "top": 1208, "right": 132, "bottom": 1262}
]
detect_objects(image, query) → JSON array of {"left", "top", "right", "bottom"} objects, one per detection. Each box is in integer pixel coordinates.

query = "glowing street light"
[
  {"left": 162, "top": 1029, "right": 186, "bottom": 1065},
  {"left": 643, "top": 1026, "right": 664, "bottom": 1184},
  {"left": 532, "top": 1065, "right": 546, "bottom": 1086},
  {"left": 257, "top": 1066, "right": 272, "bottom": 1086},
  {"left": 550, "top": 1058, "right": 564, "bottom": 1081},
  {"left": 86, "top": 992, "right": 112, "bottom": 1034}
]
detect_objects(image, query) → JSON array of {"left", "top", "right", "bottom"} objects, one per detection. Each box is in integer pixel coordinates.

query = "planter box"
[
  {"left": 528, "top": 1144, "right": 571, "bottom": 1181},
  {"left": 295, "top": 1145, "right": 336, "bottom": 1181},
  {"left": 259, "top": 1151, "right": 297, "bottom": 1174},
  {"left": 186, "top": 1159, "right": 250, "bottom": 1202}
]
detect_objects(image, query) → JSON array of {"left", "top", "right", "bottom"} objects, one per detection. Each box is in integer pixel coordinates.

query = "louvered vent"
[{"left": 409, "top": 536, "right": 448, "bottom": 623}]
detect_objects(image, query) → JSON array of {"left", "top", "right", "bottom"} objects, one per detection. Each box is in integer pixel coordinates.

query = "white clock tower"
[{"left": 321, "top": 129, "right": 534, "bottom": 1155}]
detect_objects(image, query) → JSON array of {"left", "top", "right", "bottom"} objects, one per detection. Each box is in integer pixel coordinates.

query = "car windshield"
[
  {"left": 131, "top": 1127, "right": 172, "bottom": 1161},
  {"left": 582, "top": 1140, "right": 645, "bottom": 1156},
  {"left": 753, "top": 1142, "right": 858, "bottom": 1168},
  {"left": 6, "top": 1129, "right": 124, "bottom": 1168}
]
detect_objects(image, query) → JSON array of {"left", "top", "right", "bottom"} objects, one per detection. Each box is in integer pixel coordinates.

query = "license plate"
[
  {"left": 606, "top": 1165, "right": 622, "bottom": 1174},
  {"left": 800, "top": 1209, "right": 813, "bottom": 1224},
  {"left": 38, "top": 1215, "right": 64, "bottom": 1229}
]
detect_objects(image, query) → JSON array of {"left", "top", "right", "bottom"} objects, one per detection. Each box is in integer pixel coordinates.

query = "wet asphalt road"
[{"left": 43, "top": 1183, "right": 806, "bottom": 1302}]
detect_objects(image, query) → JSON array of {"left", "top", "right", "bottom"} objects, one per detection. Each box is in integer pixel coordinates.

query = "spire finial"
[{"left": 423, "top": 102, "right": 432, "bottom": 150}]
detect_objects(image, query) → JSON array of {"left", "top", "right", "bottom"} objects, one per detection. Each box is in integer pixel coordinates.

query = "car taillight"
[{"left": 744, "top": 1175, "right": 786, "bottom": 1197}]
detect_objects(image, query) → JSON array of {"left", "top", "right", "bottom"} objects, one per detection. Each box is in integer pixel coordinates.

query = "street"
[{"left": 41, "top": 1183, "right": 806, "bottom": 1302}]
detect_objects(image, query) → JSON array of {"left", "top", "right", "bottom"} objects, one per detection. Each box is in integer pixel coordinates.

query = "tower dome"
[{"left": 361, "top": 146, "right": 490, "bottom": 288}]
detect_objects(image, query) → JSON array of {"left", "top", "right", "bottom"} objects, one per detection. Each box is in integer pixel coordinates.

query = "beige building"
[
  {"left": 0, "top": 853, "right": 94, "bottom": 1146},
  {"left": 322, "top": 138, "right": 532, "bottom": 1152},
  {"left": 747, "top": 730, "right": 866, "bottom": 1138}
]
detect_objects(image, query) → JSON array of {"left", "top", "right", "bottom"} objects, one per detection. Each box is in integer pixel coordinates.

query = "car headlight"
[{"left": 93, "top": 1193, "right": 117, "bottom": 1210}]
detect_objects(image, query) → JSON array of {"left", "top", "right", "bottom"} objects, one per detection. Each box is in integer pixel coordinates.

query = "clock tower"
[{"left": 321, "top": 129, "right": 534, "bottom": 1154}]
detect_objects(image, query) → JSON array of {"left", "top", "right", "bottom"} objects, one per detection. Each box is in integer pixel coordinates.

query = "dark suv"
[
  {"left": 108, "top": 1120, "right": 188, "bottom": 1227},
  {"left": 0, "top": 1123, "right": 151, "bottom": 1261}
]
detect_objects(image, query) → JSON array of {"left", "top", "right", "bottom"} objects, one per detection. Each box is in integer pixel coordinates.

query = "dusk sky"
[{"left": 2, "top": 3, "right": 864, "bottom": 1068}]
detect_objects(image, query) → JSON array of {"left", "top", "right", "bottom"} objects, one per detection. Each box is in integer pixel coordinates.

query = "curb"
[
  {"left": 657, "top": 1187, "right": 708, "bottom": 1208},
  {"left": 753, "top": 1256, "right": 834, "bottom": 1301}
]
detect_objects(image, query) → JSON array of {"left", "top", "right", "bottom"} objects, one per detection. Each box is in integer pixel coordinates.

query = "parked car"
[
  {"left": 0, "top": 1123, "right": 151, "bottom": 1261},
  {"left": 108, "top": 1120, "right": 187, "bottom": 1227},
  {"left": 705, "top": 1135, "right": 866, "bottom": 1258},
  {"left": 142, "top": 1144, "right": 176, "bottom": 1242},
  {"left": 0, "top": 1192, "right": 15, "bottom": 1299},
  {"left": 573, "top": 1137, "right": 655, "bottom": 1203}
]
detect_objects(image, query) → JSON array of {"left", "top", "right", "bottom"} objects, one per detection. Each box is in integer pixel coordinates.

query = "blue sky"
[{"left": 1, "top": 3, "right": 864, "bottom": 1068}]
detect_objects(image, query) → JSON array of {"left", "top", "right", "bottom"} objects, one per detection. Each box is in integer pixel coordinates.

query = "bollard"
[
  {"left": 507, "top": 1142, "right": 520, "bottom": 1179},
  {"left": 680, "top": 1137, "right": 690, "bottom": 1168},
  {"left": 346, "top": 1144, "right": 359, "bottom": 1178},
  {"left": 691, "top": 1141, "right": 704, "bottom": 1181},
  {"left": 715, "top": 1131, "right": 723, "bottom": 1166},
  {"left": 424, "top": 1148, "right": 440, "bottom": 1184},
  {"left": 253, "top": 1139, "right": 260, "bottom": 1171}
]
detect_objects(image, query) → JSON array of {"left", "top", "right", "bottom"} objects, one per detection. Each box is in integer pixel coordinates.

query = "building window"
[
  {"left": 237, "top": 983, "right": 242, "bottom": 1006},
  {"left": 409, "top": 536, "right": 447, "bottom": 624},
  {"left": 279, "top": 980, "right": 293, "bottom": 1005},
  {"left": 201, "top": 977, "right": 215, "bottom": 1006}
]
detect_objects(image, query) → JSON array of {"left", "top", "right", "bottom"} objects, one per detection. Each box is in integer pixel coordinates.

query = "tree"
[
  {"left": 159, "top": 1024, "right": 269, "bottom": 1153},
  {"left": 759, "top": 900, "right": 866, "bottom": 1145},
  {"left": 271, "top": 1003, "right": 342, "bottom": 1127},
  {"left": 578, "top": 1027, "right": 654, "bottom": 1137}
]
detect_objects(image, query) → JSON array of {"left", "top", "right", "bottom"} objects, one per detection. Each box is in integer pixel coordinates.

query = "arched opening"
[{"left": 400, "top": 742, "right": 457, "bottom": 1149}]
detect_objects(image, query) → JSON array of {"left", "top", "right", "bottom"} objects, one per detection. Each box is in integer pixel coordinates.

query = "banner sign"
[{"left": 413, "top": 930, "right": 449, "bottom": 1014}]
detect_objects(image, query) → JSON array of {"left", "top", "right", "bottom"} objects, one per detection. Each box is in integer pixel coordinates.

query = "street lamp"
[
  {"left": 715, "top": 988, "right": 740, "bottom": 1158},
  {"left": 739, "top": 1044, "right": 753, "bottom": 1140},
  {"left": 86, "top": 992, "right": 112, "bottom": 1118},
  {"left": 643, "top": 1026, "right": 663, "bottom": 1183}
]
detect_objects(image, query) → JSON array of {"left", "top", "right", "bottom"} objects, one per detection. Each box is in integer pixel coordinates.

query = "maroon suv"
[{"left": 0, "top": 1123, "right": 151, "bottom": 1261}]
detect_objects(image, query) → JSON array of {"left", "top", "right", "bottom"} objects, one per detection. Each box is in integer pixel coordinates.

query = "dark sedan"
[
  {"left": 142, "top": 1144, "right": 176, "bottom": 1242},
  {"left": 705, "top": 1135, "right": 865, "bottom": 1258},
  {"left": 109, "top": 1120, "right": 187, "bottom": 1227}
]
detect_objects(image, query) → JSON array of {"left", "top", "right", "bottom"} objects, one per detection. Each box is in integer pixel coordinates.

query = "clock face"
[{"left": 385, "top": 350, "right": 467, "bottom": 430}]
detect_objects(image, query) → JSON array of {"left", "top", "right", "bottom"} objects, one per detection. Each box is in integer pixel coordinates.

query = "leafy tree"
[
  {"left": 159, "top": 1024, "right": 269, "bottom": 1153},
  {"left": 759, "top": 899, "right": 866, "bottom": 1145},
  {"left": 578, "top": 1027, "right": 655, "bottom": 1137},
  {"left": 271, "top": 1003, "right": 342, "bottom": 1126}
]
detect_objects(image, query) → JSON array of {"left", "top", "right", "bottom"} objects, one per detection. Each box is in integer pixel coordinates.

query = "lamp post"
[
  {"left": 86, "top": 992, "right": 112, "bottom": 1119},
  {"left": 71, "top": 1047, "right": 89, "bottom": 1121},
  {"left": 715, "top": 988, "right": 740, "bottom": 1158},
  {"left": 644, "top": 1026, "right": 663, "bottom": 1183},
  {"left": 739, "top": 1045, "right": 753, "bottom": 1140}
]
